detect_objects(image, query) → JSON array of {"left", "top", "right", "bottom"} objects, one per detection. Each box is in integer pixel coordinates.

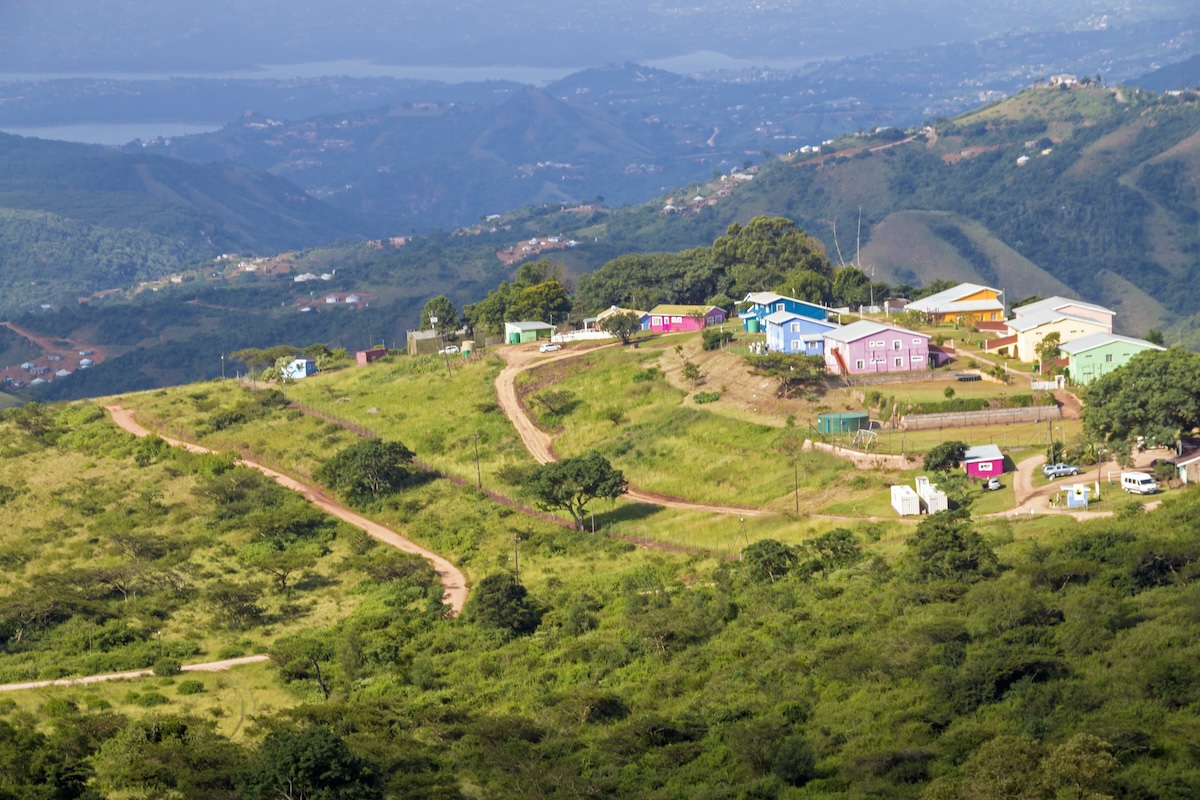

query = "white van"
[{"left": 1121, "top": 471, "right": 1158, "bottom": 495}]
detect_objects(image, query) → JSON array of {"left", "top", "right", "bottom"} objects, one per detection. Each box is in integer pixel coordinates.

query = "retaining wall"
[{"left": 902, "top": 404, "right": 1061, "bottom": 430}]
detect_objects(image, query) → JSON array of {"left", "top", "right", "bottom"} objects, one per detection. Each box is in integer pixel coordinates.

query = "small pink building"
[
  {"left": 823, "top": 320, "right": 931, "bottom": 375},
  {"left": 647, "top": 304, "right": 727, "bottom": 333},
  {"left": 355, "top": 347, "right": 387, "bottom": 366},
  {"left": 963, "top": 445, "right": 1004, "bottom": 479}
]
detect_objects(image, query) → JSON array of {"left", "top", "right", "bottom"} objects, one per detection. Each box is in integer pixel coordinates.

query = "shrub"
[
  {"left": 43, "top": 697, "right": 78, "bottom": 717},
  {"left": 632, "top": 367, "right": 661, "bottom": 383},
  {"left": 702, "top": 327, "right": 735, "bottom": 350},
  {"left": 177, "top": 680, "right": 206, "bottom": 695},
  {"left": 153, "top": 657, "right": 182, "bottom": 676},
  {"left": 694, "top": 391, "right": 722, "bottom": 404}
]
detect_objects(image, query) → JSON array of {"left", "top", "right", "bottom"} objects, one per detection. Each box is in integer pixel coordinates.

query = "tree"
[
  {"left": 467, "top": 573, "right": 542, "bottom": 635},
  {"left": 508, "top": 280, "right": 572, "bottom": 324},
  {"left": 1144, "top": 328, "right": 1165, "bottom": 346},
  {"left": 745, "top": 353, "right": 826, "bottom": 398},
  {"left": 924, "top": 440, "right": 968, "bottom": 473},
  {"left": 772, "top": 269, "right": 832, "bottom": 305},
  {"left": 741, "top": 539, "right": 797, "bottom": 582},
  {"left": 419, "top": 295, "right": 458, "bottom": 333},
  {"left": 831, "top": 266, "right": 872, "bottom": 307},
  {"left": 241, "top": 726, "right": 381, "bottom": 800},
  {"left": 599, "top": 311, "right": 642, "bottom": 344},
  {"left": 522, "top": 451, "right": 627, "bottom": 529},
  {"left": 1035, "top": 331, "right": 1062, "bottom": 373},
  {"left": 1083, "top": 348, "right": 1200, "bottom": 447},
  {"left": 903, "top": 509, "right": 998, "bottom": 583},
  {"left": 711, "top": 216, "right": 832, "bottom": 296},
  {"left": 315, "top": 440, "right": 417, "bottom": 506},
  {"left": 681, "top": 361, "right": 702, "bottom": 390}
]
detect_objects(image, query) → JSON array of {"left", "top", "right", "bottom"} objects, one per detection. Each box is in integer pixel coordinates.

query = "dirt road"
[
  {"left": 1008, "top": 448, "right": 1168, "bottom": 516},
  {"left": 105, "top": 405, "right": 468, "bottom": 615},
  {"left": 494, "top": 345, "right": 773, "bottom": 517},
  {"left": 0, "top": 655, "right": 270, "bottom": 693}
]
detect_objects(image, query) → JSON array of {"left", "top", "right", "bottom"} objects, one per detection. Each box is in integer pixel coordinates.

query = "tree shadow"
[{"left": 594, "top": 501, "right": 668, "bottom": 527}]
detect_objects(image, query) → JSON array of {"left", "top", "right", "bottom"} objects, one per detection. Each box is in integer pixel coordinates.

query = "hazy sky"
[{"left": 2, "top": 1, "right": 1195, "bottom": 75}]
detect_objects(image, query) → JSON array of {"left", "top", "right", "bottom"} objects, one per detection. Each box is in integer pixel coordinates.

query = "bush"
[
  {"left": 153, "top": 657, "right": 182, "bottom": 676},
  {"left": 632, "top": 368, "right": 661, "bottom": 383},
  {"left": 702, "top": 327, "right": 735, "bottom": 350},
  {"left": 693, "top": 391, "right": 722, "bottom": 404},
  {"left": 177, "top": 679, "right": 206, "bottom": 695}
]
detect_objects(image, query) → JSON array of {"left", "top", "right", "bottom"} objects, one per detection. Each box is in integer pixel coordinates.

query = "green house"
[
  {"left": 504, "top": 320, "right": 554, "bottom": 344},
  {"left": 1060, "top": 333, "right": 1165, "bottom": 385}
]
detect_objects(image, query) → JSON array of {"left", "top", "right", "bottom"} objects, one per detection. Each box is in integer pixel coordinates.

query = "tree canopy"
[
  {"left": 712, "top": 216, "right": 832, "bottom": 296},
  {"left": 420, "top": 295, "right": 459, "bottom": 332},
  {"left": 1082, "top": 347, "right": 1200, "bottom": 446},
  {"left": 315, "top": 439, "right": 418, "bottom": 506},
  {"left": 599, "top": 311, "right": 642, "bottom": 344},
  {"left": 522, "top": 451, "right": 627, "bottom": 529},
  {"left": 745, "top": 353, "right": 826, "bottom": 398},
  {"left": 924, "top": 440, "right": 968, "bottom": 473}
]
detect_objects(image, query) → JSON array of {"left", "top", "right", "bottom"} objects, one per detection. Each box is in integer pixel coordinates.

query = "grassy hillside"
[{"left": 5, "top": 360, "right": 1200, "bottom": 797}]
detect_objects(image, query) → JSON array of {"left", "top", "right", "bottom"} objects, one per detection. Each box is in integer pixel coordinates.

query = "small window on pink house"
[{"left": 978, "top": 462, "right": 993, "bottom": 472}]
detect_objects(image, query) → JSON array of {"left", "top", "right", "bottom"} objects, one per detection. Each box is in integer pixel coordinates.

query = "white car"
[
  {"left": 438, "top": 345, "right": 460, "bottom": 355},
  {"left": 539, "top": 343, "right": 562, "bottom": 352}
]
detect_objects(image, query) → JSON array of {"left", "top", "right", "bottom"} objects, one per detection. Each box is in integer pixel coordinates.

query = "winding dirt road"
[
  {"left": 0, "top": 656, "right": 269, "bottom": 693},
  {"left": 105, "top": 405, "right": 467, "bottom": 615},
  {"left": 494, "top": 345, "right": 772, "bottom": 517}
]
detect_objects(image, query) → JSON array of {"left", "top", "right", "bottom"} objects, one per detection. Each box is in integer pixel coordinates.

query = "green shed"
[
  {"left": 817, "top": 411, "right": 869, "bottom": 434},
  {"left": 504, "top": 320, "right": 555, "bottom": 344}
]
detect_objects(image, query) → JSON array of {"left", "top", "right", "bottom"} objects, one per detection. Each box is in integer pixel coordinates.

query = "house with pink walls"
[
  {"left": 822, "top": 320, "right": 932, "bottom": 375},
  {"left": 647, "top": 304, "right": 726, "bottom": 333},
  {"left": 963, "top": 445, "right": 1005, "bottom": 479}
]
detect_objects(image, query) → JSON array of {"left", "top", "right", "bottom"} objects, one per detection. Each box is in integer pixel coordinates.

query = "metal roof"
[
  {"left": 963, "top": 444, "right": 1004, "bottom": 463},
  {"left": 822, "top": 319, "right": 927, "bottom": 344},
  {"left": 1059, "top": 332, "right": 1165, "bottom": 355}
]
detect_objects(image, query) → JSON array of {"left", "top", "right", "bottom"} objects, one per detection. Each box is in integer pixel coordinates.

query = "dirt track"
[
  {"left": 105, "top": 405, "right": 467, "bottom": 615},
  {"left": 0, "top": 655, "right": 270, "bottom": 693},
  {"left": 494, "top": 344, "right": 773, "bottom": 517}
]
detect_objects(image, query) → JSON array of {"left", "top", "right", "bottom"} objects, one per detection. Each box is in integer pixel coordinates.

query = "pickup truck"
[{"left": 1043, "top": 462, "right": 1080, "bottom": 478}]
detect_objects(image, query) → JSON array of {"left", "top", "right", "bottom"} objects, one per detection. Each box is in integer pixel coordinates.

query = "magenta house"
[
  {"left": 823, "top": 320, "right": 932, "bottom": 375},
  {"left": 963, "top": 444, "right": 1005, "bottom": 479},
  {"left": 647, "top": 304, "right": 727, "bottom": 333}
]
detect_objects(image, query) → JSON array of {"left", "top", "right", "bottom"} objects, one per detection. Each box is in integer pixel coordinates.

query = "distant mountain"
[
  {"left": 132, "top": 87, "right": 701, "bottom": 230},
  {"left": 0, "top": 133, "right": 376, "bottom": 314},
  {"left": 1131, "top": 55, "right": 1200, "bottom": 91}
]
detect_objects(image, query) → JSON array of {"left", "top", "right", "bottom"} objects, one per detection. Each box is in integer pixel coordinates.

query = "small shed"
[
  {"left": 285, "top": 357, "right": 318, "bottom": 380},
  {"left": 55, "top": 368, "right": 72, "bottom": 378},
  {"left": 355, "top": 348, "right": 387, "bottom": 366},
  {"left": 891, "top": 485, "right": 921, "bottom": 516},
  {"left": 817, "top": 412, "right": 869, "bottom": 435},
  {"left": 963, "top": 444, "right": 1004, "bottom": 479},
  {"left": 406, "top": 329, "right": 439, "bottom": 356},
  {"left": 504, "top": 321, "right": 554, "bottom": 344},
  {"left": 1063, "top": 483, "right": 1091, "bottom": 509},
  {"left": 79, "top": 358, "right": 95, "bottom": 367}
]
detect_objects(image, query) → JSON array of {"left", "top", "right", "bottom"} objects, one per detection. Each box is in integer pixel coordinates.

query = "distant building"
[
  {"left": 647, "top": 305, "right": 727, "bottom": 333},
  {"left": 355, "top": 347, "right": 387, "bottom": 366},
  {"left": 406, "top": 329, "right": 440, "bottom": 356},
  {"left": 284, "top": 357, "right": 318, "bottom": 380},
  {"left": 1059, "top": 333, "right": 1165, "bottom": 385},
  {"left": 823, "top": 320, "right": 932, "bottom": 375},
  {"left": 963, "top": 445, "right": 1005, "bottom": 479},
  {"left": 764, "top": 312, "right": 840, "bottom": 356},
  {"left": 906, "top": 283, "right": 1005, "bottom": 325},
  {"left": 504, "top": 321, "right": 555, "bottom": 344},
  {"left": 739, "top": 292, "right": 829, "bottom": 331}
]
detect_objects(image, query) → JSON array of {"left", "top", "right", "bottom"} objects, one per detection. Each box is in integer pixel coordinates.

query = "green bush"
[
  {"left": 693, "top": 391, "right": 722, "bottom": 404},
  {"left": 701, "top": 327, "right": 735, "bottom": 350},
  {"left": 177, "top": 679, "right": 206, "bottom": 695},
  {"left": 153, "top": 657, "right": 182, "bottom": 676},
  {"left": 632, "top": 368, "right": 661, "bottom": 382}
]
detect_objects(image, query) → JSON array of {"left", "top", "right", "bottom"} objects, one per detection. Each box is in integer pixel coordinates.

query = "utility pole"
[
  {"left": 513, "top": 533, "right": 520, "bottom": 582},
  {"left": 221, "top": 353, "right": 225, "bottom": 379},
  {"left": 472, "top": 432, "right": 482, "bottom": 489},
  {"left": 793, "top": 461, "right": 799, "bottom": 514}
]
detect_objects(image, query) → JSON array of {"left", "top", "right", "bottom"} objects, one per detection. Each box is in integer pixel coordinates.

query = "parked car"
[
  {"left": 539, "top": 343, "right": 562, "bottom": 352},
  {"left": 1043, "top": 463, "right": 1080, "bottom": 478},
  {"left": 1121, "top": 471, "right": 1158, "bottom": 494},
  {"left": 438, "top": 345, "right": 459, "bottom": 355},
  {"left": 1149, "top": 458, "right": 1176, "bottom": 468},
  {"left": 984, "top": 477, "right": 1002, "bottom": 491}
]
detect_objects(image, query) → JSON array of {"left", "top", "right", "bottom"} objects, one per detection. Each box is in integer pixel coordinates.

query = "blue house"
[
  {"left": 284, "top": 357, "right": 318, "bottom": 380},
  {"left": 739, "top": 292, "right": 829, "bottom": 332},
  {"left": 764, "top": 311, "right": 840, "bottom": 355}
]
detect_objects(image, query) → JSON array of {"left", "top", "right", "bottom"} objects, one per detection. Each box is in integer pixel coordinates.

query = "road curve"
[
  {"left": 105, "top": 405, "right": 468, "bottom": 615},
  {"left": 0, "top": 655, "right": 270, "bottom": 693},
  {"left": 494, "top": 345, "right": 772, "bottom": 517}
]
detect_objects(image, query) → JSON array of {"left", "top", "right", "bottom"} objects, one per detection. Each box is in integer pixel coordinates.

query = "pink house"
[
  {"left": 823, "top": 320, "right": 931, "bottom": 375},
  {"left": 963, "top": 445, "right": 1005, "bottom": 478},
  {"left": 647, "top": 304, "right": 727, "bottom": 333}
]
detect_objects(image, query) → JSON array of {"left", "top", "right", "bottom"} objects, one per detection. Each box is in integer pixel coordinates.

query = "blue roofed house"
[
  {"left": 739, "top": 292, "right": 829, "bottom": 332},
  {"left": 764, "top": 311, "right": 840, "bottom": 355},
  {"left": 284, "top": 357, "right": 318, "bottom": 380}
]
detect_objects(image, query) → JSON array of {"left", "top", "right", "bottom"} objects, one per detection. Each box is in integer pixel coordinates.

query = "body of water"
[{"left": 1, "top": 122, "right": 224, "bottom": 145}]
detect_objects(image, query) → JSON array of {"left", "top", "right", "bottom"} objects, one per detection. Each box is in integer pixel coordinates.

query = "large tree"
[
  {"left": 924, "top": 440, "right": 968, "bottom": 473},
  {"left": 420, "top": 295, "right": 459, "bottom": 332},
  {"left": 745, "top": 353, "right": 826, "bottom": 398},
  {"left": 522, "top": 451, "right": 627, "bottom": 529},
  {"left": 599, "top": 311, "right": 642, "bottom": 344},
  {"left": 315, "top": 440, "right": 418, "bottom": 506},
  {"left": 1083, "top": 348, "right": 1200, "bottom": 446},
  {"left": 712, "top": 216, "right": 831, "bottom": 296}
]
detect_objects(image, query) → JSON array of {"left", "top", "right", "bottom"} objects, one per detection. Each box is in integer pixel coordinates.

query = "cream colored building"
[{"left": 1006, "top": 310, "right": 1109, "bottom": 362}]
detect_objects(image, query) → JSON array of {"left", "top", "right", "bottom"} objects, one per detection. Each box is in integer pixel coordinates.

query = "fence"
[{"left": 901, "top": 404, "right": 1061, "bottom": 430}]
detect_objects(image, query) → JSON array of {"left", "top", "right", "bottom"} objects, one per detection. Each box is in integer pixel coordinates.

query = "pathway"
[
  {"left": 105, "top": 405, "right": 468, "bottom": 615},
  {"left": 0, "top": 656, "right": 269, "bottom": 693},
  {"left": 493, "top": 344, "right": 773, "bottom": 516}
]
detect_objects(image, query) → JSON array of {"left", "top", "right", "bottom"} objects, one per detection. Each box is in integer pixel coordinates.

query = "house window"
[
  {"left": 790, "top": 322, "right": 799, "bottom": 332},
  {"left": 777, "top": 303, "right": 785, "bottom": 312},
  {"left": 894, "top": 357, "right": 904, "bottom": 367},
  {"left": 672, "top": 316, "right": 682, "bottom": 323},
  {"left": 791, "top": 340, "right": 800, "bottom": 351},
  {"left": 855, "top": 359, "right": 865, "bottom": 370},
  {"left": 1105, "top": 354, "right": 1113, "bottom": 363},
  {"left": 892, "top": 340, "right": 901, "bottom": 350},
  {"left": 978, "top": 462, "right": 993, "bottom": 472},
  {"left": 913, "top": 338, "right": 923, "bottom": 344},
  {"left": 652, "top": 316, "right": 662, "bottom": 326},
  {"left": 912, "top": 355, "right": 924, "bottom": 363}
]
